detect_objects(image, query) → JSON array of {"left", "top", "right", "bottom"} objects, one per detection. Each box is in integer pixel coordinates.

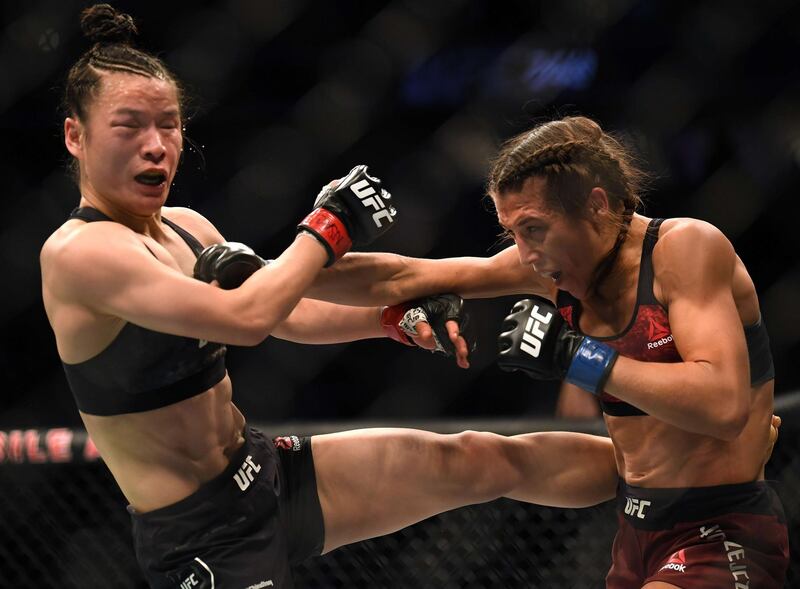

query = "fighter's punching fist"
[
  {"left": 194, "top": 242, "right": 267, "bottom": 289},
  {"left": 299, "top": 165, "right": 396, "bottom": 266},
  {"left": 381, "top": 294, "right": 475, "bottom": 368},
  {"left": 497, "top": 298, "right": 618, "bottom": 394}
]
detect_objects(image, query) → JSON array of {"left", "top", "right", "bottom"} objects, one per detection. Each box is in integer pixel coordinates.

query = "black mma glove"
[
  {"left": 497, "top": 297, "right": 618, "bottom": 395},
  {"left": 381, "top": 294, "right": 476, "bottom": 358},
  {"left": 193, "top": 242, "right": 267, "bottom": 290},
  {"left": 298, "top": 165, "right": 396, "bottom": 266}
]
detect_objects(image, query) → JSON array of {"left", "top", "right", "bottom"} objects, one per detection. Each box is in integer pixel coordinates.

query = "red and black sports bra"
[
  {"left": 61, "top": 207, "right": 227, "bottom": 416},
  {"left": 556, "top": 218, "right": 774, "bottom": 416}
]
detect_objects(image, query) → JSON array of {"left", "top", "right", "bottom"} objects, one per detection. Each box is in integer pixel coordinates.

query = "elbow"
[
  {"left": 715, "top": 412, "right": 748, "bottom": 442},
  {"left": 236, "top": 327, "right": 268, "bottom": 347},
  {"left": 713, "top": 391, "right": 749, "bottom": 441},
  {"left": 225, "top": 289, "right": 292, "bottom": 346},
  {"left": 230, "top": 312, "right": 282, "bottom": 347}
]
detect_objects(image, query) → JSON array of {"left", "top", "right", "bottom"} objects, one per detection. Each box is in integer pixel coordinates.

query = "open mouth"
[
  {"left": 135, "top": 171, "right": 167, "bottom": 186},
  {"left": 551, "top": 271, "right": 562, "bottom": 282}
]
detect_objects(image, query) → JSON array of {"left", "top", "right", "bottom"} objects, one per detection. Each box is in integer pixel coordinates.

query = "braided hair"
[
  {"left": 487, "top": 117, "right": 647, "bottom": 295},
  {"left": 63, "top": 4, "right": 184, "bottom": 123}
]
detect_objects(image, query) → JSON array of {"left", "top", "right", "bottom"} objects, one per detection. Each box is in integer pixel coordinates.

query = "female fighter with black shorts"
[{"left": 42, "top": 6, "right": 634, "bottom": 587}]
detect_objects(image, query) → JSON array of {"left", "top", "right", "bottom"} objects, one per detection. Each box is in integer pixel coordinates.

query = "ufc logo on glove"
[
  {"left": 520, "top": 305, "right": 553, "bottom": 358},
  {"left": 350, "top": 179, "right": 393, "bottom": 228}
]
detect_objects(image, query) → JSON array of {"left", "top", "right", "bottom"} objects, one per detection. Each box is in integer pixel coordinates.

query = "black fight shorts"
[
  {"left": 607, "top": 479, "right": 789, "bottom": 589},
  {"left": 130, "top": 427, "right": 324, "bottom": 589}
]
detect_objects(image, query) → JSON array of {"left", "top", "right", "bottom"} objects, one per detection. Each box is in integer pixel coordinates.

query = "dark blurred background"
[{"left": 1, "top": 0, "right": 799, "bottom": 428}]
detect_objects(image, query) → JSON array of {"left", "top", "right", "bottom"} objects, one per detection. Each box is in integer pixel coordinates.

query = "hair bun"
[{"left": 80, "top": 4, "right": 138, "bottom": 46}]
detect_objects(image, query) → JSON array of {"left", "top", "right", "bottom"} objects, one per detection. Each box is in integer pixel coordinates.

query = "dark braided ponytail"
[
  {"left": 63, "top": 4, "right": 184, "bottom": 122},
  {"left": 80, "top": 3, "right": 138, "bottom": 46},
  {"left": 487, "top": 117, "right": 649, "bottom": 294},
  {"left": 62, "top": 4, "right": 186, "bottom": 181}
]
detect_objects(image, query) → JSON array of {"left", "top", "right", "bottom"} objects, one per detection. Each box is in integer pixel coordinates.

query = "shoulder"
[
  {"left": 655, "top": 217, "right": 735, "bottom": 266},
  {"left": 41, "top": 221, "right": 144, "bottom": 298},
  {"left": 653, "top": 218, "right": 736, "bottom": 302},
  {"left": 162, "top": 206, "right": 224, "bottom": 246},
  {"left": 42, "top": 219, "right": 138, "bottom": 267}
]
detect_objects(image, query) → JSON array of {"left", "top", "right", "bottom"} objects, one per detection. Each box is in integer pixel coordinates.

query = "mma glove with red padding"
[
  {"left": 381, "top": 294, "right": 476, "bottom": 358},
  {"left": 298, "top": 165, "right": 396, "bottom": 266},
  {"left": 193, "top": 242, "right": 267, "bottom": 290},
  {"left": 497, "top": 297, "right": 618, "bottom": 395}
]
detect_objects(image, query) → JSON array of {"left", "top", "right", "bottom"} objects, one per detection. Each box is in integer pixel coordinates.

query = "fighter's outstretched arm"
[
  {"left": 271, "top": 297, "right": 473, "bottom": 368},
  {"left": 306, "top": 245, "right": 553, "bottom": 306},
  {"left": 271, "top": 299, "right": 382, "bottom": 344}
]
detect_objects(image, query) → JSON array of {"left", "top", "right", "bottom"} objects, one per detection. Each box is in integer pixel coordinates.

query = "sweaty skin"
[
  {"left": 42, "top": 72, "right": 624, "bottom": 541},
  {"left": 42, "top": 202, "right": 623, "bottom": 542},
  {"left": 312, "top": 183, "right": 776, "bottom": 490},
  {"left": 582, "top": 217, "right": 772, "bottom": 488},
  {"left": 41, "top": 72, "right": 331, "bottom": 511},
  {"left": 43, "top": 205, "right": 315, "bottom": 511},
  {"left": 44, "top": 72, "right": 777, "bottom": 578}
]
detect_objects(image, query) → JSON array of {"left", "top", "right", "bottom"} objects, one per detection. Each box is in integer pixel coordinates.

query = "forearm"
[
  {"left": 306, "top": 247, "right": 546, "bottom": 306},
  {"left": 305, "top": 252, "right": 412, "bottom": 305},
  {"left": 234, "top": 234, "right": 330, "bottom": 342},
  {"left": 274, "top": 300, "right": 385, "bottom": 344},
  {"left": 604, "top": 357, "right": 748, "bottom": 440}
]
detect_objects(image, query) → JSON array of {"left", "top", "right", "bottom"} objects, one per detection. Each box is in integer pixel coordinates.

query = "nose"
[
  {"left": 141, "top": 125, "right": 166, "bottom": 163},
  {"left": 516, "top": 239, "right": 540, "bottom": 267}
]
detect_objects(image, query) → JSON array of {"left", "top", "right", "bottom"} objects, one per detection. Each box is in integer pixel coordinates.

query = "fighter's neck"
[
  {"left": 586, "top": 217, "right": 648, "bottom": 307},
  {"left": 78, "top": 193, "right": 164, "bottom": 236}
]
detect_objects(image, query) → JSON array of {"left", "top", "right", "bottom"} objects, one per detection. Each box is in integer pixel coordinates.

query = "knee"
[{"left": 444, "top": 430, "right": 523, "bottom": 501}]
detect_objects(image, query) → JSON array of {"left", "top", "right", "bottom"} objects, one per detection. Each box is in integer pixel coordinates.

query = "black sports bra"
[{"left": 61, "top": 207, "right": 227, "bottom": 416}]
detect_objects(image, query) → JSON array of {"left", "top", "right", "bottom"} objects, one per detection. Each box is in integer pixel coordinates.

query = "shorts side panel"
[
  {"left": 606, "top": 514, "right": 647, "bottom": 589},
  {"left": 643, "top": 512, "right": 789, "bottom": 589},
  {"left": 273, "top": 433, "right": 325, "bottom": 563}
]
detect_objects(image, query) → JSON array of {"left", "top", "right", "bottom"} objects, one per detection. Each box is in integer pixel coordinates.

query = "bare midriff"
[
  {"left": 584, "top": 227, "right": 774, "bottom": 490},
  {"left": 80, "top": 374, "right": 246, "bottom": 513},
  {"left": 607, "top": 379, "right": 773, "bottom": 488}
]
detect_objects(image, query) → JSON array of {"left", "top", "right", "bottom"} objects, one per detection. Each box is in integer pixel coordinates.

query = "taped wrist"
[
  {"left": 380, "top": 305, "right": 414, "bottom": 346},
  {"left": 298, "top": 208, "right": 353, "bottom": 267},
  {"left": 564, "top": 337, "right": 618, "bottom": 395}
]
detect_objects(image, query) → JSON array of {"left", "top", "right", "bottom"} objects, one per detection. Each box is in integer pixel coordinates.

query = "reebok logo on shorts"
[
  {"left": 659, "top": 549, "right": 687, "bottom": 573},
  {"left": 273, "top": 435, "right": 302, "bottom": 451}
]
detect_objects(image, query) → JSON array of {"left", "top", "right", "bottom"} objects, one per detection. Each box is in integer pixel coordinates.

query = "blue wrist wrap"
[{"left": 564, "top": 337, "right": 618, "bottom": 395}]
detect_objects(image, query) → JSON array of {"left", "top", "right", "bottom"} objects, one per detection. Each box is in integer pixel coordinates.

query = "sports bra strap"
[
  {"left": 161, "top": 217, "right": 205, "bottom": 256},
  {"left": 69, "top": 206, "right": 112, "bottom": 223},
  {"left": 637, "top": 218, "right": 664, "bottom": 306},
  {"left": 69, "top": 206, "right": 205, "bottom": 257}
]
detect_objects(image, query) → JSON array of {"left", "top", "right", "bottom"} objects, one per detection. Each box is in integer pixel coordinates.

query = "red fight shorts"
[{"left": 606, "top": 479, "right": 788, "bottom": 588}]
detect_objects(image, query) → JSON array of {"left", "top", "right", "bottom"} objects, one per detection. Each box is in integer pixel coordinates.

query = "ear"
[
  {"left": 64, "top": 117, "right": 84, "bottom": 159},
  {"left": 587, "top": 187, "right": 610, "bottom": 216}
]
